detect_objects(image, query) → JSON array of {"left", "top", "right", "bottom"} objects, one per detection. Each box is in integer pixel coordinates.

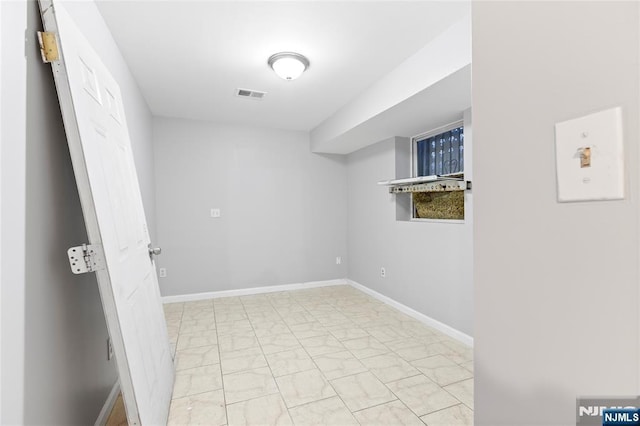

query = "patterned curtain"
[{"left": 416, "top": 126, "right": 464, "bottom": 176}]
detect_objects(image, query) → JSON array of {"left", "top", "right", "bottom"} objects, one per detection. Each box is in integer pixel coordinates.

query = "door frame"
[{"left": 0, "top": 1, "right": 27, "bottom": 424}]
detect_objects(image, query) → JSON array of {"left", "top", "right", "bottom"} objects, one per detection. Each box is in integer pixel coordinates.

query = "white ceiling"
[{"left": 96, "top": 1, "right": 470, "bottom": 132}]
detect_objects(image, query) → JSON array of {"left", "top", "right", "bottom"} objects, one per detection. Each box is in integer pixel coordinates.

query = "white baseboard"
[
  {"left": 162, "top": 279, "right": 348, "bottom": 304},
  {"left": 346, "top": 279, "right": 473, "bottom": 347},
  {"left": 95, "top": 381, "right": 120, "bottom": 426}
]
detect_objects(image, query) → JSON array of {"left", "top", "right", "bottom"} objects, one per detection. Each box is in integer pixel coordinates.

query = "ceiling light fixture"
[{"left": 268, "top": 52, "right": 310, "bottom": 81}]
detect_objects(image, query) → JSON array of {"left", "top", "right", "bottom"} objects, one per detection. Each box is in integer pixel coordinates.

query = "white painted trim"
[
  {"left": 162, "top": 279, "right": 348, "bottom": 304},
  {"left": 0, "top": 2, "right": 27, "bottom": 424},
  {"left": 94, "top": 381, "right": 120, "bottom": 426},
  {"left": 0, "top": 2, "right": 3, "bottom": 421},
  {"left": 346, "top": 279, "right": 474, "bottom": 347}
]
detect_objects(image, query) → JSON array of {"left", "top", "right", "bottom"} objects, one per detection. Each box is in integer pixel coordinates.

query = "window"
[
  {"left": 414, "top": 122, "right": 464, "bottom": 177},
  {"left": 411, "top": 121, "right": 465, "bottom": 220}
]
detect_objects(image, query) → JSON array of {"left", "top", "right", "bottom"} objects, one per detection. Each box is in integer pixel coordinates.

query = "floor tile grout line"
[
  {"left": 382, "top": 373, "right": 464, "bottom": 420},
  {"left": 373, "top": 370, "right": 424, "bottom": 386},
  {"left": 437, "top": 375, "right": 475, "bottom": 388},
  {"left": 222, "top": 388, "right": 282, "bottom": 408},
  {"left": 419, "top": 402, "right": 470, "bottom": 418},
  {"left": 169, "top": 384, "right": 225, "bottom": 401},
  {"left": 348, "top": 396, "right": 401, "bottom": 414},
  {"left": 283, "top": 394, "right": 340, "bottom": 412},
  {"left": 210, "top": 298, "right": 230, "bottom": 425},
  {"left": 440, "top": 384, "right": 473, "bottom": 411},
  {"left": 167, "top": 302, "right": 186, "bottom": 408}
]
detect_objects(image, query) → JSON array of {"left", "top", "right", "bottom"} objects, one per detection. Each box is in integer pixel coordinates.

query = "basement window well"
[{"left": 379, "top": 120, "right": 469, "bottom": 222}]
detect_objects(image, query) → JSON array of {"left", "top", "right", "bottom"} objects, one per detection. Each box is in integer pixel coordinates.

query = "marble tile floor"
[{"left": 163, "top": 285, "right": 473, "bottom": 426}]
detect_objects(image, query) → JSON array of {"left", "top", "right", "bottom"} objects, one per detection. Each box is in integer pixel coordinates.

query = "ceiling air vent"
[{"left": 236, "top": 88, "right": 266, "bottom": 100}]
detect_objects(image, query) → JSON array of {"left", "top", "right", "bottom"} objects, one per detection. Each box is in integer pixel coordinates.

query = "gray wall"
[
  {"left": 346, "top": 115, "right": 473, "bottom": 337},
  {"left": 473, "top": 2, "right": 639, "bottom": 425},
  {"left": 153, "top": 117, "right": 348, "bottom": 297},
  {"left": 20, "top": 1, "right": 158, "bottom": 423}
]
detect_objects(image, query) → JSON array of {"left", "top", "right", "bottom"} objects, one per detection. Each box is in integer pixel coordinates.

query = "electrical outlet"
[
  {"left": 380, "top": 267, "right": 386, "bottom": 278},
  {"left": 159, "top": 268, "right": 167, "bottom": 278},
  {"left": 210, "top": 208, "right": 221, "bottom": 218},
  {"left": 336, "top": 256, "right": 342, "bottom": 265},
  {"left": 107, "top": 337, "right": 114, "bottom": 361}
]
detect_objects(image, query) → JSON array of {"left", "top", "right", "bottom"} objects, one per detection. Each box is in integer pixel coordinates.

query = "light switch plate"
[{"left": 555, "top": 107, "right": 624, "bottom": 202}]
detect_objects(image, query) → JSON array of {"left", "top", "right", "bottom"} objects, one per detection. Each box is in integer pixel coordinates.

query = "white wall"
[
  {"left": 153, "top": 117, "right": 348, "bottom": 297},
  {"left": 473, "top": 2, "right": 639, "bottom": 424},
  {"left": 0, "top": 1, "right": 27, "bottom": 424},
  {"left": 346, "top": 109, "right": 473, "bottom": 338}
]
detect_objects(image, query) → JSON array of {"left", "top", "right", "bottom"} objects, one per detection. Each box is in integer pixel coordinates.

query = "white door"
[{"left": 38, "top": 1, "right": 174, "bottom": 424}]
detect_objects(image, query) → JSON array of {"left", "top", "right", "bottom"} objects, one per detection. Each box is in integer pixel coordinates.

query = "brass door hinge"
[{"left": 37, "top": 31, "right": 59, "bottom": 63}]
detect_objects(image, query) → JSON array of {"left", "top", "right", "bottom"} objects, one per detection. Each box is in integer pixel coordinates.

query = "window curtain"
[{"left": 416, "top": 126, "right": 464, "bottom": 176}]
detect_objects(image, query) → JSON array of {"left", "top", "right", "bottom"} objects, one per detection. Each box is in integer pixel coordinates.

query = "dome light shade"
[{"left": 268, "top": 52, "right": 310, "bottom": 81}]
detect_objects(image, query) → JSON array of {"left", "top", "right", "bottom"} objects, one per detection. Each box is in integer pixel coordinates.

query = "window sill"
[{"left": 409, "top": 218, "right": 465, "bottom": 224}]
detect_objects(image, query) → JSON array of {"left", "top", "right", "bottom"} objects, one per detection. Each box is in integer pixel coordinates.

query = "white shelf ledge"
[{"left": 378, "top": 175, "right": 470, "bottom": 194}]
